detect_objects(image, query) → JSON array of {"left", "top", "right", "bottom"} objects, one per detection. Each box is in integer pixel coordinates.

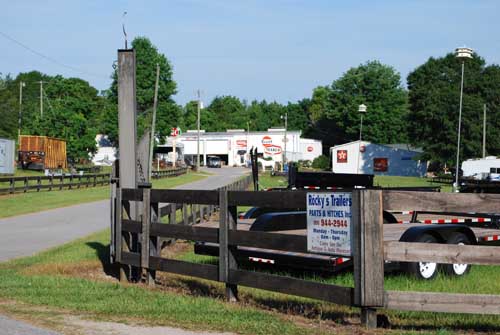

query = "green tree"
[
  {"left": 325, "top": 61, "right": 408, "bottom": 144},
  {"left": 109, "top": 36, "right": 179, "bottom": 142},
  {"left": 205, "top": 96, "right": 246, "bottom": 131},
  {"left": 407, "top": 53, "right": 500, "bottom": 163}
]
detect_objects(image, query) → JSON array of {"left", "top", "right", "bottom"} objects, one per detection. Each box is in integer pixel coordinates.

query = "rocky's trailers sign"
[
  {"left": 261, "top": 136, "right": 282, "bottom": 155},
  {"left": 306, "top": 192, "right": 353, "bottom": 256}
]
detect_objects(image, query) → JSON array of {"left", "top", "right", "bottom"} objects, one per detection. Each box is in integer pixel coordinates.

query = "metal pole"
[
  {"left": 455, "top": 61, "right": 465, "bottom": 192},
  {"left": 283, "top": 113, "right": 287, "bottom": 171},
  {"left": 357, "top": 114, "right": 363, "bottom": 174},
  {"left": 39, "top": 81, "right": 43, "bottom": 119},
  {"left": 482, "top": 104, "right": 486, "bottom": 158},
  {"left": 148, "top": 63, "right": 160, "bottom": 181},
  {"left": 196, "top": 90, "right": 201, "bottom": 171},
  {"left": 18, "top": 81, "right": 24, "bottom": 144}
]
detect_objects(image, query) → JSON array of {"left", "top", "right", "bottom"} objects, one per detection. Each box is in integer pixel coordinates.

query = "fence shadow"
[{"left": 85, "top": 241, "right": 120, "bottom": 279}]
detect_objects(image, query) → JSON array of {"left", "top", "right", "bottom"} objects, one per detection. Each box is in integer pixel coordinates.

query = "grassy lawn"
[
  {"left": 258, "top": 172, "right": 453, "bottom": 192},
  {"left": 0, "top": 171, "right": 208, "bottom": 219},
  {"left": 0, "top": 231, "right": 498, "bottom": 334},
  {"left": 0, "top": 230, "right": 329, "bottom": 335}
]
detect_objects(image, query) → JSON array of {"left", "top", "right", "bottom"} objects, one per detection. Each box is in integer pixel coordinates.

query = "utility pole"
[
  {"left": 18, "top": 81, "right": 25, "bottom": 143},
  {"left": 148, "top": 63, "right": 160, "bottom": 181},
  {"left": 196, "top": 89, "right": 201, "bottom": 172},
  {"left": 281, "top": 113, "right": 288, "bottom": 171},
  {"left": 38, "top": 81, "right": 43, "bottom": 119},
  {"left": 482, "top": 104, "right": 487, "bottom": 158}
]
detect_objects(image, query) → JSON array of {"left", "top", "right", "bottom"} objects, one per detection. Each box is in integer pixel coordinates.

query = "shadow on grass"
[{"left": 85, "top": 242, "right": 120, "bottom": 279}]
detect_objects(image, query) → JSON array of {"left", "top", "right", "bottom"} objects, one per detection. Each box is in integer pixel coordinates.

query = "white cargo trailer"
[{"left": 462, "top": 156, "right": 500, "bottom": 180}]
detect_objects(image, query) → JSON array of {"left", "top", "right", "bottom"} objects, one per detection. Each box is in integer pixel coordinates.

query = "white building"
[
  {"left": 330, "top": 140, "right": 427, "bottom": 177},
  {"left": 162, "top": 128, "right": 322, "bottom": 167},
  {"left": 0, "top": 138, "right": 15, "bottom": 174},
  {"left": 91, "top": 135, "right": 117, "bottom": 166}
]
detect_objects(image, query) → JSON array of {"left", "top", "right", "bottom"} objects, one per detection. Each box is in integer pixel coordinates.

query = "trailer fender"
[
  {"left": 250, "top": 211, "right": 307, "bottom": 231},
  {"left": 399, "top": 225, "right": 477, "bottom": 245},
  {"left": 383, "top": 211, "right": 399, "bottom": 223}
]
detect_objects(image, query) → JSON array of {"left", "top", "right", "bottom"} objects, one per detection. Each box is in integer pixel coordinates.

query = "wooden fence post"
[
  {"left": 9, "top": 177, "right": 14, "bottom": 194},
  {"left": 23, "top": 177, "right": 28, "bottom": 193},
  {"left": 149, "top": 201, "right": 159, "bottom": 286},
  {"left": 219, "top": 189, "right": 238, "bottom": 302},
  {"left": 352, "top": 189, "right": 384, "bottom": 329},
  {"left": 37, "top": 176, "right": 41, "bottom": 192},
  {"left": 182, "top": 204, "right": 189, "bottom": 225},
  {"left": 139, "top": 183, "right": 152, "bottom": 284}
]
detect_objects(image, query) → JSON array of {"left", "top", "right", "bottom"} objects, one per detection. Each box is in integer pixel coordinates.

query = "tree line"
[{"left": 0, "top": 36, "right": 498, "bottom": 167}]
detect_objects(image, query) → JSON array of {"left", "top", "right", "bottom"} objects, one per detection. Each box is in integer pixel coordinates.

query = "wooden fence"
[
  {"left": 113, "top": 187, "right": 500, "bottom": 328},
  {"left": 151, "top": 167, "right": 188, "bottom": 179},
  {"left": 0, "top": 173, "right": 110, "bottom": 194}
]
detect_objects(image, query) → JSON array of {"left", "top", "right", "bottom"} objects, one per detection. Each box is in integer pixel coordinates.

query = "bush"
[{"left": 312, "top": 155, "right": 330, "bottom": 170}]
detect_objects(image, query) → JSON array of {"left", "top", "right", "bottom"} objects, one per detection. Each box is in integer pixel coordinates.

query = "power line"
[{"left": 0, "top": 30, "right": 108, "bottom": 80}]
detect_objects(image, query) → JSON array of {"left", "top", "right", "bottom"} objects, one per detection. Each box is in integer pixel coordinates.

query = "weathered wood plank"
[
  {"left": 229, "top": 269, "right": 353, "bottom": 306},
  {"left": 385, "top": 291, "right": 500, "bottom": 314},
  {"left": 150, "top": 223, "right": 218, "bottom": 242},
  {"left": 219, "top": 190, "right": 229, "bottom": 283},
  {"left": 384, "top": 241, "right": 500, "bottom": 265},
  {"left": 121, "top": 251, "right": 140, "bottom": 267},
  {"left": 122, "top": 188, "right": 143, "bottom": 201},
  {"left": 228, "top": 230, "right": 307, "bottom": 253},
  {"left": 383, "top": 191, "right": 500, "bottom": 213},
  {"left": 151, "top": 189, "right": 218, "bottom": 205},
  {"left": 353, "top": 190, "right": 384, "bottom": 311},
  {"left": 228, "top": 190, "right": 307, "bottom": 209},
  {"left": 149, "top": 257, "right": 218, "bottom": 281},
  {"left": 122, "top": 219, "right": 141, "bottom": 233},
  {"left": 141, "top": 187, "right": 151, "bottom": 268}
]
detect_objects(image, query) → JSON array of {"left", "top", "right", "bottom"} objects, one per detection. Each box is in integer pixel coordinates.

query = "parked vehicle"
[
  {"left": 207, "top": 156, "right": 222, "bottom": 168},
  {"left": 195, "top": 149, "right": 500, "bottom": 280},
  {"left": 18, "top": 135, "right": 67, "bottom": 170}
]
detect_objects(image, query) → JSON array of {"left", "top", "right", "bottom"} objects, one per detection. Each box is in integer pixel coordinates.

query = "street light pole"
[
  {"left": 357, "top": 104, "right": 367, "bottom": 174},
  {"left": 18, "top": 81, "right": 25, "bottom": 144},
  {"left": 196, "top": 89, "right": 201, "bottom": 172},
  {"left": 482, "top": 104, "right": 487, "bottom": 158},
  {"left": 454, "top": 47, "right": 473, "bottom": 192},
  {"left": 281, "top": 113, "right": 288, "bottom": 171}
]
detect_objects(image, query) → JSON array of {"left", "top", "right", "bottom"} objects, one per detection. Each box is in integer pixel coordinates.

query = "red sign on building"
[
  {"left": 374, "top": 158, "right": 388, "bottom": 172},
  {"left": 337, "top": 150, "right": 348, "bottom": 163}
]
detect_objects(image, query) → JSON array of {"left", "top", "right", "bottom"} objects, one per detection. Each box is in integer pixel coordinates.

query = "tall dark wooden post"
[
  {"left": 118, "top": 49, "right": 138, "bottom": 282},
  {"left": 352, "top": 189, "right": 385, "bottom": 328}
]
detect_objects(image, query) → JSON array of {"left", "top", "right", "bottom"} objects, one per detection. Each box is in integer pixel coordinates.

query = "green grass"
[
  {"left": 0, "top": 171, "right": 207, "bottom": 219},
  {"left": 0, "top": 230, "right": 325, "bottom": 335},
  {"left": 176, "top": 245, "right": 500, "bottom": 332},
  {"left": 374, "top": 175, "right": 452, "bottom": 192}
]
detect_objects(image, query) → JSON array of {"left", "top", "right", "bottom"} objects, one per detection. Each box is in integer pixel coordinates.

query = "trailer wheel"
[
  {"left": 443, "top": 233, "right": 472, "bottom": 276},
  {"left": 405, "top": 234, "right": 439, "bottom": 280}
]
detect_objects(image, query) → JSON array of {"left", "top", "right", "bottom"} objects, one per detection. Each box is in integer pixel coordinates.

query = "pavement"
[{"left": 0, "top": 167, "right": 248, "bottom": 335}]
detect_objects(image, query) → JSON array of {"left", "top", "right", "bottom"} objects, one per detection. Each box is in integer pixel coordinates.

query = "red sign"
[
  {"left": 374, "top": 158, "right": 388, "bottom": 172},
  {"left": 236, "top": 140, "right": 247, "bottom": 147},
  {"left": 307, "top": 146, "right": 314, "bottom": 152},
  {"left": 262, "top": 136, "right": 273, "bottom": 147},
  {"left": 337, "top": 150, "right": 348, "bottom": 163},
  {"left": 264, "top": 144, "right": 282, "bottom": 155},
  {"left": 360, "top": 145, "right": 366, "bottom": 153},
  {"left": 170, "top": 127, "right": 179, "bottom": 137}
]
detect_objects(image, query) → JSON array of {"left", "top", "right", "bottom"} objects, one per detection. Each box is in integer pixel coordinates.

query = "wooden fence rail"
[
  {"left": 0, "top": 173, "right": 110, "bottom": 194},
  {"left": 113, "top": 185, "right": 500, "bottom": 328},
  {"left": 151, "top": 167, "right": 188, "bottom": 179}
]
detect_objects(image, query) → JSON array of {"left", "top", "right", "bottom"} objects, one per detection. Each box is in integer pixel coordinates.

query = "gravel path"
[{"left": 0, "top": 167, "right": 248, "bottom": 335}]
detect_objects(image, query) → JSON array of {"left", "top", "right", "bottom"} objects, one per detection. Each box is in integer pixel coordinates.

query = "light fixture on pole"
[
  {"left": 280, "top": 113, "right": 288, "bottom": 171},
  {"left": 357, "top": 104, "right": 367, "bottom": 174},
  {"left": 196, "top": 90, "right": 203, "bottom": 171},
  {"left": 454, "top": 46, "right": 473, "bottom": 192}
]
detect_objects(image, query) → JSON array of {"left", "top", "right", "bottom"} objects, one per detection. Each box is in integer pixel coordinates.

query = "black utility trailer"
[{"left": 196, "top": 149, "right": 500, "bottom": 280}]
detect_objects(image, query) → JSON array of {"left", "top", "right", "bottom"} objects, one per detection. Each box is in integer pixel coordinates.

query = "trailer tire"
[
  {"left": 405, "top": 234, "right": 439, "bottom": 280},
  {"left": 443, "top": 233, "right": 472, "bottom": 276}
]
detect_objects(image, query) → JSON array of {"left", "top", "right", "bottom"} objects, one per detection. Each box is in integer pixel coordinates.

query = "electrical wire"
[{"left": 0, "top": 30, "right": 108, "bottom": 79}]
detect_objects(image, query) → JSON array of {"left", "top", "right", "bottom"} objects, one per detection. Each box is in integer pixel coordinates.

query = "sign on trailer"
[{"left": 306, "top": 192, "right": 353, "bottom": 256}]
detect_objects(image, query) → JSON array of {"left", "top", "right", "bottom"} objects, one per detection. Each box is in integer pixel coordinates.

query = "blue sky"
[{"left": 1, "top": 0, "right": 499, "bottom": 105}]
